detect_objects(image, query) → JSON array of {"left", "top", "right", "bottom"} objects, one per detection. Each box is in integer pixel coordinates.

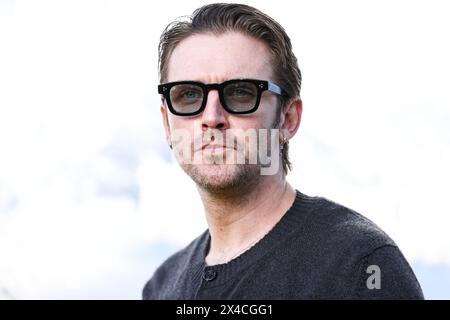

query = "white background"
[{"left": 0, "top": 0, "right": 449, "bottom": 299}]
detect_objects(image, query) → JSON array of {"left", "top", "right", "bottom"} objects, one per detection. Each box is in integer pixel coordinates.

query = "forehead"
[{"left": 167, "top": 32, "right": 273, "bottom": 82}]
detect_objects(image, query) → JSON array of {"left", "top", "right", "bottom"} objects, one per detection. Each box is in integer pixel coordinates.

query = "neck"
[{"left": 198, "top": 171, "right": 296, "bottom": 265}]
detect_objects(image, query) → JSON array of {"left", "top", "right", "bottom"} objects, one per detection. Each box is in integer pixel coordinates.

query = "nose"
[{"left": 201, "top": 89, "right": 230, "bottom": 131}]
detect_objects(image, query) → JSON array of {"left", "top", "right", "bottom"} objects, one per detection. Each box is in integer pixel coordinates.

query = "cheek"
[
  {"left": 168, "top": 117, "right": 200, "bottom": 148},
  {"left": 257, "top": 96, "right": 279, "bottom": 127},
  {"left": 229, "top": 111, "right": 274, "bottom": 131},
  {"left": 169, "top": 116, "right": 193, "bottom": 131},
  {"left": 252, "top": 111, "right": 277, "bottom": 129}
]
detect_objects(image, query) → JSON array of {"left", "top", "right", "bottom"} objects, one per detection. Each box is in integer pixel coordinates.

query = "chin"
[{"left": 182, "top": 163, "right": 260, "bottom": 193}]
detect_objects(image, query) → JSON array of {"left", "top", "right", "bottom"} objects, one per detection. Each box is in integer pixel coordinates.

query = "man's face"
[{"left": 161, "top": 31, "right": 281, "bottom": 193}]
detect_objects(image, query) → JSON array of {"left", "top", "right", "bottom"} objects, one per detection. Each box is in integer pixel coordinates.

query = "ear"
[
  {"left": 160, "top": 104, "right": 172, "bottom": 148},
  {"left": 280, "top": 98, "right": 302, "bottom": 140}
]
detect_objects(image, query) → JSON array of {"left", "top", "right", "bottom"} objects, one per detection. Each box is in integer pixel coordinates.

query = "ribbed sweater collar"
[{"left": 189, "top": 190, "right": 318, "bottom": 286}]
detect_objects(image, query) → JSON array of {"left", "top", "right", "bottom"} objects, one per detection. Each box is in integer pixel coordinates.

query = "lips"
[
  {"left": 196, "top": 139, "right": 237, "bottom": 152},
  {"left": 201, "top": 144, "right": 233, "bottom": 152},
  {"left": 203, "top": 144, "right": 226, "bottom": 149}
]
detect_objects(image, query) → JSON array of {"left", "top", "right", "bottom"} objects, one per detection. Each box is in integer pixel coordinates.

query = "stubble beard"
[
  {"left": 181, "top": 159, "right": 261, "bottom": 197},
  {"left": 179, "top": 111, "right": 282, "bottom": 197}
]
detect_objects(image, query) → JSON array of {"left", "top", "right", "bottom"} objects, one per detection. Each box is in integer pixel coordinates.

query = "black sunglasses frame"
[{"left": 158, "top": 79, "right": 288, "bottom": 116}]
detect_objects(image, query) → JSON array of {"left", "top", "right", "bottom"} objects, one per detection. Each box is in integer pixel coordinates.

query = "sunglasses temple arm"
[{"left": 268, "top": 81, "right": 287, "bottom": 96}]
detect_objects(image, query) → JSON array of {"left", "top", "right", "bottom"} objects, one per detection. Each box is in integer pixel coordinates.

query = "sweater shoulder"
[
  {"left": 303, "top": 194, "right": 396, "bottom": 255},
  {"left": 294, "top": 194, "right": 422, "bottom": 298},
  {"left": 142, "top": 230, "right": 208, "bottom": 299}
]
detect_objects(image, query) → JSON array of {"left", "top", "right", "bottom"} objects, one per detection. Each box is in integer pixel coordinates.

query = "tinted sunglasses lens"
[
  {"left": 169, "top": 84, "right": 204, "bottom": 114},
  {"left": 223, "top": 81, "right": 258, "bottom": 113}
]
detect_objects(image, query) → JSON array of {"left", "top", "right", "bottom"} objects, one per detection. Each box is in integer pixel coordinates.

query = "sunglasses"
[{"left": 158, "top": 79, "right": 288, "bottom": 116}]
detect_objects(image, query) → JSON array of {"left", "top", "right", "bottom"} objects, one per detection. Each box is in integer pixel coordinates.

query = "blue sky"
[{"left": 0, "top": 0, "right": 449, "bottom": 299}]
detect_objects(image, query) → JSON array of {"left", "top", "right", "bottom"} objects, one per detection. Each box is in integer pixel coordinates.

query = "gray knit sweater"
[{"left": 143, "top": 190, "right": 424, "bottom": 299}]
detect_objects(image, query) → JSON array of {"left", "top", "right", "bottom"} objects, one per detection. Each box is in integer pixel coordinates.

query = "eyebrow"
[{"left": 171, "top": 76, "right": 264, "bottom": 83}]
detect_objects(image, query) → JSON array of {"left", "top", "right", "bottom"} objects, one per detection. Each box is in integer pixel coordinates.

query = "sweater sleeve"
[
  {"left": 351, "top": 245, "right": 424, "bottom": 299},
  {"left": 142, "top": 267, "right": 165, "bottom": 300}
]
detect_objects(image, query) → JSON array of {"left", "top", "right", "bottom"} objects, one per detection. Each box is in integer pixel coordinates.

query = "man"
[{"left": 143, "top": 3, "right": 423, "bottom": 299}]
